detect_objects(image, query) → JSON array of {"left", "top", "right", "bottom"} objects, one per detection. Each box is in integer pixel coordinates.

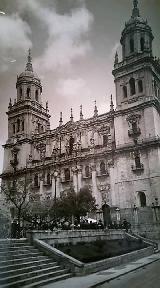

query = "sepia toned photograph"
[{"left": 0, "top": 1, "right": 160, "bottom": 287}]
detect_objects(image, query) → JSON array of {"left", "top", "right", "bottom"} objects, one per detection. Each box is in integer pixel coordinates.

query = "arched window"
[
  {"left": 100, "top": 161, "right": 106, "bottom": 175},
  {"left": 65, "top": 168, "right": 70, "bottom": 181},
  {"left": 20, "top": 87, "right": 22, "bottom": 98},
  {"left": 35, "top": 90, "right": 39, "bottom": 102},
  {"left": 85, "top": 166, "right": 90, "bottom": 178},
  {"left": 123, "top": 86, "right": 127, "bottom": 98},
  {"left": 138, "top": 80, "right": 143, "bottom": 93},
  {"left": 103, "top": 135, "right": 108, "bottom": 147},
  {"left": 47, "top": 173, "right": 51, "bottom": 185},
  {"left": 139, "top": 192, "right": 146, "bottom": 207},
  {"left": 122, "top": 43, "right": 125, "bottom": 59},
  {"left": 13, "top": 124, "right": 15, "bottom": 134},
  {"left": 129, "top": 78, "right": 136, "bottom": 95},
  {"left": 130, "top": 38, "right": 134, "bottom": 53},
  {"left": 132, "top": 121, "right": 138, "bottom": 134},
  {"left": 38, "top": 123, "right": 41, "bottom": 133},
  {"left": 140, "top": 37, "right": 145, "bottom": 51},
  {"left": 17, "top": 119, "right": 20, "bottom": 132},
  {"left": 154, "top": 80, "right": 157, "bottom": 97},
  {"left": 69, "top": 136, "right": 74, "bottom": 155},
  {"left": 27, "top": 87, "right": 30, "bottom": 98},
  {"left": 34, "top": 174, "right": 39, "bottom": 187},
  {"left": 135, "top": 155, "right": 141, "bottom": 169},
  {"left": 22, "top": 120, "right": 24, "bottom": 131}
]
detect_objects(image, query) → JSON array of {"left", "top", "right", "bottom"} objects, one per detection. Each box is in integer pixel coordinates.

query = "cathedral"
[{"left": 1, "top": 1, "right": 160, "bottom": 230}]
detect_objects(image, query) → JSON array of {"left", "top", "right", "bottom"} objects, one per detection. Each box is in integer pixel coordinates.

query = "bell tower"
[
  {"left": 7, "top": 49, "right": 50, "bottom": 140},
  {"left": 111, "top": 0, "right": 160, "bottom": 209},
  {"left": 112, "top": 0, "right": 160, "bottom": 110}
]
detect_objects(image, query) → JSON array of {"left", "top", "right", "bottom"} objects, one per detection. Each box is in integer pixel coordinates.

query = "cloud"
[
  {"left": 17, "top": 0, "right": 94, "bottom": 73},
  {"left": 0, "top": 13, "right": 32, "bottom": 72},
  {"left": 56, "top": 77, "right": 91, "bottom": 98}
]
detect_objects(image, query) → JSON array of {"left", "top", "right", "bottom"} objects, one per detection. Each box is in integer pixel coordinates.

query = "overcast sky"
[{"left": 0, "top": 0, "right": 160, "bottom": 174}]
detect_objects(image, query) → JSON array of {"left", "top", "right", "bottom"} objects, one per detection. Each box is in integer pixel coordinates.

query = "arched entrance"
[
  {"left": 138, "top": 191, "right": 146, "bottom": 207},
  {"left": 102, "top": 204, "right": 111, "bottom": 227}
]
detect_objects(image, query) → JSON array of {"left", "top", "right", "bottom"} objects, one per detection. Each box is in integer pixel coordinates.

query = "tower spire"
[
  {"left": 132, "top": 0, "right": 140, "bottom": 18},
  {"left": 59, "top": 112, "right": 63, "bottom": 126},
  {"left": 25, "top": 48, "right": 33, "bottom": 72},
  {"left": 94, "top": 100, "right": 98, "bottom": 117},
  {"left": 70, "top": 108, "right": 73, "bottom": 122},
  {"left": 110, "top": 94, "right": 114, "bottom": 112},
  {"left": 80, "top": 105, "right": 83, "bottom": 120}
]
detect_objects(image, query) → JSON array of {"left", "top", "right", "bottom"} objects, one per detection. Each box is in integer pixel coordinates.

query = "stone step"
[
  {"left": 0, "top": 258, "right": 55, "bottom": 272},
  {"left": 0, "top": 251, "right": 44, "bottom": 261},
  {"left": 0, "top": 266, "right": 68, "bottom": 285},
  {"left": 0, "top": 248, "right": 39, "bottom": 255},
  {"left": 0, "top": 255, "right": 48, "bottom": 266},
  {"left": 0, "top": 239, "right": 72, "bottom": 287},
  {"left": 0, "top": 269, "right": 70, "bottom": 287},
  {"left": 23, "top": 273, "right": 72, "bottom": 288},
  {"left": 0, "top": 245, "right": 36, "bottom": 251},
  {"left": 1, "top": 273, "right": 71, "bottom": 288},
  {"left": 0, "top": 239, "right": 27, "bottom": 246},
  {"left": 0, "top": 263, "right": 60, "bottom": 278}
]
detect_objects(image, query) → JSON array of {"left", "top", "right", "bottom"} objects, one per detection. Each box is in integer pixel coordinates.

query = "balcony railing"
[{"left": 96, "top": 171, "right": 109, "bottom": 177}]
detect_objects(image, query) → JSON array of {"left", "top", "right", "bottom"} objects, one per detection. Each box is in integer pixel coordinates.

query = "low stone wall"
[
  {"left": 27, "top": 229, "right": 126, "bottom": 246},
  {"left": 34, "top": 238, "right": 154, "bottom": 275},
  {"left": 83, "top": 246, "right": 154, "bottom": 274}
]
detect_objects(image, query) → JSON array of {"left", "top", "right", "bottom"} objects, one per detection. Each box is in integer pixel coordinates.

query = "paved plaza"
[
  {"left": 43, "top": 252, "right": 160, "bottom": 288},
  {"left": 98, "top": 259, "right": 160, "bottom": 288}
]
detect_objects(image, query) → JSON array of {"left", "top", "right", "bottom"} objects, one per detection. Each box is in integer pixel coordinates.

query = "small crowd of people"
[
  {"left": 108, "top": 219, "right": 131, "bottom": 232},
  {"left": 10, "top": 218, "right": 131, "bottom": 238}
]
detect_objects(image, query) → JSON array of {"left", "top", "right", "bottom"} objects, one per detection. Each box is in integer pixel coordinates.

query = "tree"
[
  {"left": 54, "top": 186, "right": 97, "bottom": 223},
  {"left": 1, "top": 172, "right": 32, "bottom": 238},
  {"left": 22, "top": 197, "right": 55, "bottom": 229}
]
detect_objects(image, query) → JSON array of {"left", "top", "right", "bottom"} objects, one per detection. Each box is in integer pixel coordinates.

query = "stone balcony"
[
  {"left": 96, "top": 171, "right": 109, "bottom": 177},
  {"left": 128, "top": 127, "right": 141, "bottom": 137},
  {"left": 131, "top": 163, "right": 144, "bottom": 172}
]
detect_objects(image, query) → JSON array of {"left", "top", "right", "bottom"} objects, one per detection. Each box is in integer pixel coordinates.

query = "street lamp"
[{"left": 54, "top": 170, "right": 58, "bottom": 223}]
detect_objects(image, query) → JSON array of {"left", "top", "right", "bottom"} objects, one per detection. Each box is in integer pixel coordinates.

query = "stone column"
[
  {"left": 51, "top": 175, "right": 55, "bottom": 199},
  {"left": 72, "top": 167, "right": 78, "bottom": 193},
  {"left": 77, "top": 165, "right": 82, "bottom": 191},
  {"left": 56, "top": 176, "right": 61, "bottom": 198},
  {"left": 39, "top": 177, "right": 43, "bottom": 199},
  {"left": 91, "top": 163, "right": 99, "bottom": 205}
]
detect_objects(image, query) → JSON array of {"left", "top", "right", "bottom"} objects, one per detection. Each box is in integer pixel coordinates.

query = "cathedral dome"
[
  {"left": 121, "top": 0, "right": 153, "bottom": 38},
  {"left": 18, "top": 70, "right": 40, "bottom": 82}
]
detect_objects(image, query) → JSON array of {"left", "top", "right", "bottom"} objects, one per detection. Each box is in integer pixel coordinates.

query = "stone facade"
[{"left": 1, "top": 1, "right": 160, "bottom": 223}]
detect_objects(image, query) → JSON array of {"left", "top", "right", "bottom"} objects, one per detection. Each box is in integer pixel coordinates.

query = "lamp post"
[
  {"left": 54, "top": 170, "right": 58, "bottom": 223},
  {"left": 133, "top": 204, "right": 138, "bottom": 227},
  {"left": 116, "top": 207, "right": 120, "bottom": 226}
]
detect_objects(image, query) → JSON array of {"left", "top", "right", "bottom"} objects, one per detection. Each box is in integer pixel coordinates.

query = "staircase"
[{"left": 0, "top": 239, "right": 72, "bottom": 288}]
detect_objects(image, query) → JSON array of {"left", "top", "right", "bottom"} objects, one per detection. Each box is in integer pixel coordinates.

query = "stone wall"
[
  {"left": 34, "top": 238, "right": 154, "bottom": 275},
  {"left": 27, "top": 229, "right": 126, "bottom": 246},
  {"left": 117, "top": 207, "right": 160, "bottom": 239}
]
